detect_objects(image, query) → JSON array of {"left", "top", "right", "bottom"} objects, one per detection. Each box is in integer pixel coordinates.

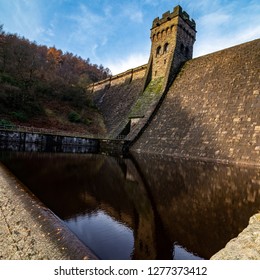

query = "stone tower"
[{"left": 143, "top": 5, "right": 196, "bottom": 90}]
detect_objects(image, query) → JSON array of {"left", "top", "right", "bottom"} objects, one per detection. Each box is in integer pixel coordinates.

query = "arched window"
[
  {"left": 164, "top": 43, "right": 169, "bottom": 53},
  {"left": 180, "top": 43, "right": 185, "bottom": 54},
  {"left": 162, "top": 30, "right": 166, "bottom": 38},
  {"left": 185, "top": 46, "right": 190, "bottom": 57},
  {"left": 156, "top": 46, "right": 161, "bottom": 57}
]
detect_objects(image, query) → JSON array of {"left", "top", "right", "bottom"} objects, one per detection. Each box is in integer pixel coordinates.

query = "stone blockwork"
[
  {"left": 0, "top": 129, "right": 98, "bottom": 153},
  {"left": 132, "top": 39, "right": 260, "bottom": 166},
  {"left": 90, "top": 65, "right": 146, "bottom": 93},
  {"left": 90, "top": 5, "right": 259, "bottom": 164},
  {"left": 92, "top": 5, "right": 197, "bottom": 141},
  {"left": 92, "top": 66, "right": 146, "bottom": 138},
  {"left": 145, "top": 5, "right": 196, "bottom": 91}
]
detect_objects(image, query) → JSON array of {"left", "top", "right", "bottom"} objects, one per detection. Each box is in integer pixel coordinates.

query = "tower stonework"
[{"left": 144, "top": 5, "right": 196, "bottom": 90}]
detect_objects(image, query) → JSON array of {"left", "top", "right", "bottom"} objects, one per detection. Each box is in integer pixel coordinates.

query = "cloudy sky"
[{"left": 0, "top": 0, "right": 259, "bottom": 74}]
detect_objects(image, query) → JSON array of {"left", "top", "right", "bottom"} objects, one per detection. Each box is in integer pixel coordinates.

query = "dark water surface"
[{"left": 0, "top": 151, "right": 259, "bottom": 260}]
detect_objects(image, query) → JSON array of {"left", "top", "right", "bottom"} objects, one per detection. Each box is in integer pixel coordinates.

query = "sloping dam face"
[{"left": 131, "top": 39, "right": 260, "bottom": 166}]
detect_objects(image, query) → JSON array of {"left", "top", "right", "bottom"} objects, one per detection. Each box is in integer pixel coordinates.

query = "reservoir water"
[{"left": 0, "top": 151, "right": 259, "bottom": 260}]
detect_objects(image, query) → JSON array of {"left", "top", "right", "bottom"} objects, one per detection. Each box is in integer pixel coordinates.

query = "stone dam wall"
[
  {"left": 92, "top": 65, "right": 147, "bottom": 138},
  {"left": 132, "top": 39, "right": 260, "bottom": 166},
  {"left": 90, "top": 39, "right": 259, "bottom": 165}
]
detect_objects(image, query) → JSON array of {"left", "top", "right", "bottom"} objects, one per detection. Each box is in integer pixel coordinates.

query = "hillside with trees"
[{"left": 0, "top": 25, "right": 111, "bottom": 136}]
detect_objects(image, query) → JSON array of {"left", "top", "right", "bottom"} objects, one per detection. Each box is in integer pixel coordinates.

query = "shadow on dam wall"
[
  {"left": 1, "top": 151, "right": 259, "bottom": 259},
  {"left": 131, "top": 94, "right": 219, "bottom": 159},
  {"left": 130, "top": 40, "right": 260, "bottom": 166}
]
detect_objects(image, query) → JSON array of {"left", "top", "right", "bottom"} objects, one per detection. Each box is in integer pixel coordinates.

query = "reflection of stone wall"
[
  {"left": 132, "top": 39, "right": 260, "bottom": 165},
  {"left": 0, "top": 152, "right": 158, "bottom": 259},
  {"left": 132, "top": 152, "right": 260, "bottom": 258},
  {"left": 0, "top": 153, "right": 134, "bottom": 220},
  {"left": 3, "top": 151, "right": 259, "bottom": 259}
]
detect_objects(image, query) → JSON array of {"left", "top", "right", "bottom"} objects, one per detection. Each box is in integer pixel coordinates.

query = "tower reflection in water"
[{"left": 1, "top": 151, "right": 259, "bottom": 259}]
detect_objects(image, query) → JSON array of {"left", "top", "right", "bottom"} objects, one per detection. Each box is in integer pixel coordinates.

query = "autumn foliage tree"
[{"left": 0, "top": 25, "right": 111, "bottom": 126}]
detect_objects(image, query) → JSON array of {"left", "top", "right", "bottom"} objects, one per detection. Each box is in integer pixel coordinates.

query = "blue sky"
[{"left": 0, "top": 0, "right": 259, "bottom": 74}]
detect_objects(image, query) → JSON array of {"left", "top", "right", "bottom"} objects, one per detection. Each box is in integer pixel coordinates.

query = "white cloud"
[
  {"left": 193, "top": 1, "right": 260, "bottom": 57},
  {"left": 70, "top": 4, "right": 102, "bottom": 33},
  {"left": 0, "top": 0, "right": 56, "bottom": 45},
  {"left": 199, "top": 11, "right": 231, "bottom": 29},
  {"left": 68, "top": 4, "right": 111, "bottom": 59},
  {"left": 129, "top": 10, "right": 143, "bottom": 23},
  {"left": 237, "top": 25, "right": 260, "bottom": 42},
  {"left": 105, "top": 52, "right": 149, "bottom": 75},
  {"left": 120, "top": 3, "right": 144, "bottom": 23},
  {"left": 1, "top": 0, "right": 259, "bottom": 72}
]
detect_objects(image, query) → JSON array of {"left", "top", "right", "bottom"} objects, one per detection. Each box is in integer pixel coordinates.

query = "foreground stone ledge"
[
  {"left": 211, "top": 213, "right": 260, "bottom": 260},
  {"left": 0, "top": 163, "right": 98, "bottom": 260}
]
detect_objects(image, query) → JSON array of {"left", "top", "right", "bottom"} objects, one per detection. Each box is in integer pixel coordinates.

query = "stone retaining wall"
[{"left": 0, "top": 129, "right": 99, "bottom": 153}]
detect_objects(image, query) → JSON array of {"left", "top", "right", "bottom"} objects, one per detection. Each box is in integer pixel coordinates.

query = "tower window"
[
  {"left": 162, "top": 30, "right": 166, "bottom": 37},
  {"left": 180, "top": 43, "right": 185, "bottom": 54},
  {"left": 156, "top": 46, "right": 162, "bottom": 57},
  {"left": 164, "top": 43, "right": 169, "bottom": 53},
  {"left": 185, "top": 47, "right": 190, "bottom": 57},
  {"left": 180, "top": 44, "right": 190, "bottom": 57}
]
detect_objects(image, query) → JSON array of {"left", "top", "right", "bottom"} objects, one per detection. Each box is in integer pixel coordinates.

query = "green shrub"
[
  {"left": 12, "top": 111, "right": 29, "bottom": 122},
  {"left": 35, "top": 83, "right": 53, "bottom": 97},
  {"left": 62, "top": 87, "right": 88, "bottom": 109},
  {"left": 0, "top": 119, "right": 15, "bottom": 128},
  {"left": 0, "top": 73, "right": 18, "bottom": 86},
  {"left": 82, "top": 118, "right": 92, "bottom": 125},
  {"left": 68, "top": 111, "right": 81, "bottom": 123},
  {"left": 23, "top": 101, "right": 44, "bottom": 117},
  {"left": 86, "top": 98, "right": 97, "bottom": 109}
]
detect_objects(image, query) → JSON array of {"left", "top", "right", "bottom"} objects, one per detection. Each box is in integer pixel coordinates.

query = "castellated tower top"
[
  {"left": 144, "top": 5, "right": 196, "bottom": 90},
  {"left": 152, "top": 5, "right": 196, "bottom": 31}
]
